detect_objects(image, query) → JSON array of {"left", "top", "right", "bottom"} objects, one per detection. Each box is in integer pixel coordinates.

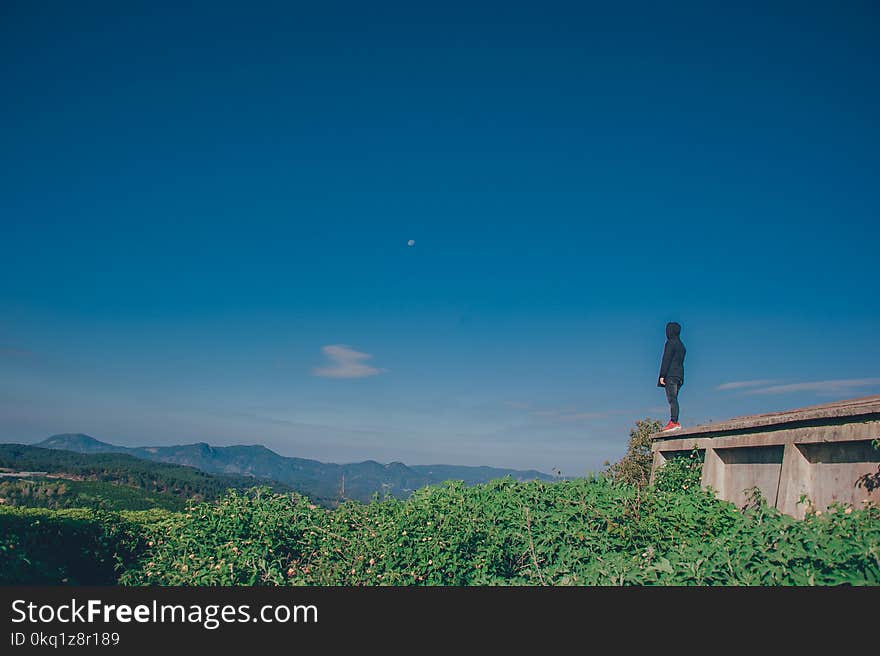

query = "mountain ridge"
[{"left": 32, "top": 433, "right": 554, "bottom": 504}]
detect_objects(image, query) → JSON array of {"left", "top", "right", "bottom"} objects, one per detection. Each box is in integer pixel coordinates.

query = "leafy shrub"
[
  {"left": 652, "top": 448, "right": 704, "bottom": 494},
  {"left": 119, "top": 489, "right": 323, "bottom": 585},
  {"left": 117, "top": 477, "right": 880, "bottom": 586},
  {"left": 605, "top": 418, "right": 662, "bottom": 489}
]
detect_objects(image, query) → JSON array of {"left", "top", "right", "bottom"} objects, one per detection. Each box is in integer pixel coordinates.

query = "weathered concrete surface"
[{"left": 650, "top": 395, "right": 880, "bottom": 518}]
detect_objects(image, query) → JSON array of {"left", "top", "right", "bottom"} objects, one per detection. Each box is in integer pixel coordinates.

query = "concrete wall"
[
  {"left": 651, "top": 396, "right": 880, "bottom": 518},
  {"left": 715, "top": 445, "right": 784, "bottom": 509},
  {"left": 797, "top": 441, "right": 880, "bottom": 511}
]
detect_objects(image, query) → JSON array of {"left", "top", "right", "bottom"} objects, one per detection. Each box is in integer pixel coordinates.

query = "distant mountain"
[
  {"left": 38, "top": 433, "right": 129, "bottom": 454},
  {"left": 0, "top": 443, "right": 291, "bottom": 511},
  {"left": 33, "top": 434, "right": 554, "bottom": 504},
  {"left": 409, "top": 464, "right": 551, "bottom": 486}
]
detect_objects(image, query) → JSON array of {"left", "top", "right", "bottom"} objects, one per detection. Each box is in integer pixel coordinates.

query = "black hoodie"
[{"left": 658, "top": 321, "right": 686, "bottom": 386}]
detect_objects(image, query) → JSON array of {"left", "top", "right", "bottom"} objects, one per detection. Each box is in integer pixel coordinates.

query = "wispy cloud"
[
  {"left": 312, "top": 344, "right": 385, "bottom": 379},
  {"left": 744, "top": 378, "right": 880, "bottom": 395},
  {"left": 716, "top": 379, "right": 780, "bottom": 391}
]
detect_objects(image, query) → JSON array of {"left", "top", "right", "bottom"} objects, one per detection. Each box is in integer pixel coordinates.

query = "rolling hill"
[{"left": 0, "top": 443, "right": 292, "bottom": 510}]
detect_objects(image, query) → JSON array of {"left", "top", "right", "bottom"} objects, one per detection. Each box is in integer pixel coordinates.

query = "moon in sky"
[{"left": 407, "top": 239, "right": 415, "bottom": 247}]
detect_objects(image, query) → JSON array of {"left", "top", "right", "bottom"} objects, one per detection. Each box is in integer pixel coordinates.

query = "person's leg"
[{"left": 665, "top": 380, "right": 680, "bottom": 424}]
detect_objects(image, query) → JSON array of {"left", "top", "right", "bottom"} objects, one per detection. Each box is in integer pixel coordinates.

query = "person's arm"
[
  {"left": 658, "top": 341, "right": 671, "bottom": 386},
  {"left": 678, "top": 343, "right": 685, "bottom": 386}
]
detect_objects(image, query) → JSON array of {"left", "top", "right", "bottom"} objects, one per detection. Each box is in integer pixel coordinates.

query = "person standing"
[{"left": 658, "top": 321, "right": 686, "bottom": 432}]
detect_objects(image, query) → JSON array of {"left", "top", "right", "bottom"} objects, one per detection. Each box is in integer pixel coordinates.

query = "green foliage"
[
  {"left": 116, "top": 478, "right": 880, "bottom": 586},
  {"left": 652, "top": 448, "right": 704, "bottom": 494},
  {"left": 0, "top": 478, "right": 187, "bottom": 511},
  {"left": 605, "top": 418, "right": 662, "bottom": 488},
  {"left": 4, "top": 458, "right": 880, "bottom": 585},
  {"left": 119, "top": 489, "right": 323, "bottom": 585},
  {"left": 0, "top": 507, "right": 148, "bottom": 584}
]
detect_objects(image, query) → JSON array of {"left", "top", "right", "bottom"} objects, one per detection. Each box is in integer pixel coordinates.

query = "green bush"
[
  {"left": 118, "top": 478, "right": 880, "bottom": 586},
  {"left": 0, "top": 507, "right": 139, "bottom": 584},
  {"left": 605, "top": 418, "right": 662, "bottom": 489},
  {"left": 119, "top": 489, "right": 322, "bottom": 585},
  {"left": 652, "top": 448, "right": 704, "bottom": 494}
]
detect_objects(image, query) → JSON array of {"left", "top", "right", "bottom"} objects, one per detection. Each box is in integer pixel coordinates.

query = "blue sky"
[{"left": 1, "top": 1, "right": 878, "bottom": 474}]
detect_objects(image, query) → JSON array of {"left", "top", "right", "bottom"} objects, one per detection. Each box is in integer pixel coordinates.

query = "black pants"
[{"left": 665, "top": 378, "right": 682, "bottom": 423}]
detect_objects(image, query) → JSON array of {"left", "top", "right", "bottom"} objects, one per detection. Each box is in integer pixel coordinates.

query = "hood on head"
[{"left": 666, "top": 321, "right": 681, "bottom": 339}]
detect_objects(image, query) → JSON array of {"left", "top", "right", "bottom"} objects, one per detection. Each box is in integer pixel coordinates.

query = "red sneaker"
[{"left": 660, "top": 421, "right": 681, "bottom": 432}]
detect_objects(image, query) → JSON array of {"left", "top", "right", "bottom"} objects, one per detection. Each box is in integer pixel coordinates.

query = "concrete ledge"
[
  {"left": 653, "top": 421, "right": 880, "bottom": 452},
  {"left": 651, "top": 395, "right": 880, "bottom": 441}
]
